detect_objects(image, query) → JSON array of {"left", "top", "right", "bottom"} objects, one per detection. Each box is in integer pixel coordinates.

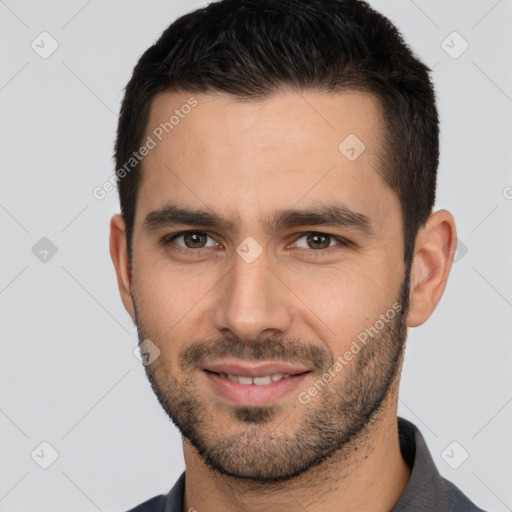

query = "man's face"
[{"left": 129, "top": 90, "right": 409, "bottom": 481}]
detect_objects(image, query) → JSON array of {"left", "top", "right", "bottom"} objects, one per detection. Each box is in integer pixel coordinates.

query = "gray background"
[{"left": 1, "top": 0, "right": 511, "bottom": 511}]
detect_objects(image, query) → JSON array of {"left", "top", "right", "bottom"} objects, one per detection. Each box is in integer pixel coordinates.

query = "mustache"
[{"left": 179, "top": 336, "right": 333, "bottom": 372}]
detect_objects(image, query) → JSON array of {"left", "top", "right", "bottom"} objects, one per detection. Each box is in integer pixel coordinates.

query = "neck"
[{"left": 182, "top": 394, "right": 411, "bottom": 512}]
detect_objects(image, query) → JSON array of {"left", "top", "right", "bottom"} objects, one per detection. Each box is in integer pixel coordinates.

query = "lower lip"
[{"left": 204, "top": 371, "right": 310, "bottom": 406}]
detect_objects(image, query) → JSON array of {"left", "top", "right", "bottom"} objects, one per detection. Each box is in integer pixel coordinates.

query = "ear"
[
  {"left": 109, "top": 214, "right": 135, "bottom": 321},
  {"left": 406, "top": 209, "right": 457, "bottom": 327}
]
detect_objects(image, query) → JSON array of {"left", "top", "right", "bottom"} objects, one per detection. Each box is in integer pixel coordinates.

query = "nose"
[{"left": 211, "top": 250, "right": 293, "bottom": 342}]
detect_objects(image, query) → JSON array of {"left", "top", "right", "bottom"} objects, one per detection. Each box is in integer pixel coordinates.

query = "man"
[{"left": 109, "top": 0, "right": 485, "bottom": 510}]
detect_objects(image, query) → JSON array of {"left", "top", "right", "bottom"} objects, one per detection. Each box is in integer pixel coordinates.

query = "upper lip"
[{"left": 203, "top": 361, "right": 311, "bottom": 378}]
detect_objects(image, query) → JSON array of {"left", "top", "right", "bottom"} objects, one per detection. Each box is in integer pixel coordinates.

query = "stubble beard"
[{"left": 135, "top": 271, "right": 410, "bottom": 483}]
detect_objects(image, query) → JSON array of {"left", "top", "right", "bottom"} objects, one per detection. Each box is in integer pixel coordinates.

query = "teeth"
[
  {"left": 253, "top": 376, "right": 272, "bottom": 385},
  {"left": 223, "top": 373, "right": 291, "bottom": 385}
]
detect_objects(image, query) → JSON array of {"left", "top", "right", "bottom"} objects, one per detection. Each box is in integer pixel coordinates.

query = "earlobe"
[
  {"left": 109, "top": 214, "right": 136, "bottom": 321},
  {"left": 406, "top": 210, "right": 457, "bottom": 327}
]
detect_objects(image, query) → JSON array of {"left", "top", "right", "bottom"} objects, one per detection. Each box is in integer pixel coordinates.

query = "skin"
[{"left": 110, "top": 89, "right": 457, "bottom": 512}]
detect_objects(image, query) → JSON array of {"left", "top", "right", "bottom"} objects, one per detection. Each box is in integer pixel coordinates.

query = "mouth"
[
  {"left": 209, "top": 372, "right": 294, "bottom": 385},
  {"left": 202, "top": 361, "right": 312, "bottom": 406}
]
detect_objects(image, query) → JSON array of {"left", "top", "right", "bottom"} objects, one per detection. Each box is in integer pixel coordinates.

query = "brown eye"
[
  {"left": 289, "top": 232, "right": 349, "bottom": 256},
  {"left": 182, "top": 232, "right": 208, "bottom": 248},
  {"left": 305, "top": 233, "right": 331, "bottom": 249},
  {"left": 166, "top": 231, "right": 217, "bottom": 250}
]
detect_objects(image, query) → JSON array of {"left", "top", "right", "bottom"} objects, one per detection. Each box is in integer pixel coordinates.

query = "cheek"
[
  {"left": 132, "top": 262, "right": 216, "bottom": 350},
  {"left": 288, "top": 262, "right": 402, "bottom": 353},
  {"left": 133, "top": 254, "right": 223, "bottom": 358}
]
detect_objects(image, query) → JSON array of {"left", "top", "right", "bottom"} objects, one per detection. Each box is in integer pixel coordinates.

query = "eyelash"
[{"left": 161, "top": 230, "right": 350, "bottom": 258}]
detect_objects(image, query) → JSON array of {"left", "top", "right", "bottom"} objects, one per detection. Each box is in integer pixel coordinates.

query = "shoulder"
[
  {"left": 442, "top": 477, "right": 487, "bottom": 512},
  {"left": 396, "top": 418, "right": 487, "bottom": 511},
  {"left": 125, "top": 495, "right": 167, "bottom": 512},
  {"left": 125, "top": 472, "right": 186, "bottom": 512}
]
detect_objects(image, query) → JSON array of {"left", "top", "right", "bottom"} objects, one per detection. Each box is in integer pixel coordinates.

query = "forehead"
[
  {"left": 145, "top": 88, "right": 384, "bottom": 156},
  {"left": 136, "top": 89, "right": 396, "bottom": 229}
]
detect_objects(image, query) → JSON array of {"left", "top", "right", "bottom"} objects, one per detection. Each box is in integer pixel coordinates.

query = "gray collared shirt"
[{"left": 128, "top": 417, "right": 486, "bottom": 511}]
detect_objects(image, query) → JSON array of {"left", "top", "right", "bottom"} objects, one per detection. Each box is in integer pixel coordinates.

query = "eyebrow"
[{"left": 143, "top": 203, "right": 375, "bottom": 236}]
